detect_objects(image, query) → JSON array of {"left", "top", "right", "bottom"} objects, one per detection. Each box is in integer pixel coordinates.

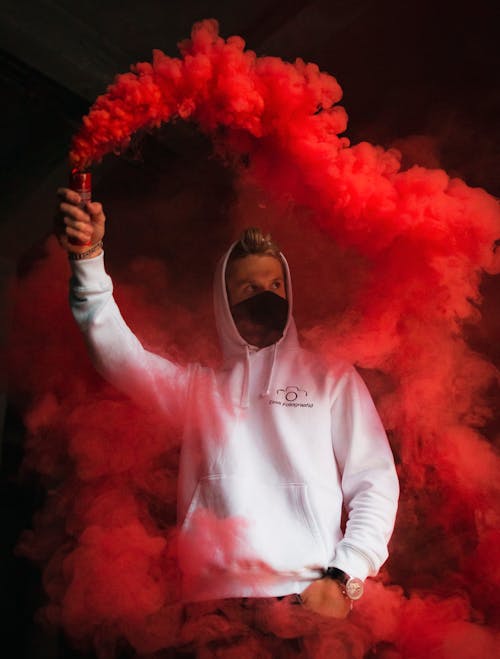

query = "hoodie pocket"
[{"left": 179, "top": 475, "right": 328, "bottom": 575}]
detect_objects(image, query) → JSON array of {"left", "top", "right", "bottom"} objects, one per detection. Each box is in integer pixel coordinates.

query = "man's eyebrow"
[{"left": 236, "top": 274, "right": 284, "bottom": 284}]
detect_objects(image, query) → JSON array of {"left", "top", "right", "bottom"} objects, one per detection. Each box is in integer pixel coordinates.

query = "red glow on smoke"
[
  {"left": 69, "top": 19, "right": 346, "bottom": 171},
  {"left": 9, "top": 18, "right": 500, "bottom": 658}
]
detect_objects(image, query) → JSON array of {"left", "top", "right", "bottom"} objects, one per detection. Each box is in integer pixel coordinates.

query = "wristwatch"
[{"left": 323, "top": 567, "right": 364, "bottom": 600}]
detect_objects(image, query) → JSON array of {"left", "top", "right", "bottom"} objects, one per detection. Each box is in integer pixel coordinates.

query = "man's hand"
[
  {"left": 55, "top": 187, "right": 106, "bottom": 257},
  {"left": 300, "top": 577, "right": 350, "bottom": 618}
]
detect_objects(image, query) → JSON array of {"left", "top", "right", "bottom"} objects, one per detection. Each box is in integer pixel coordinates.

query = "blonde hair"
[{"left": 228, "top": 227, "right": 281, "bottom": 262}]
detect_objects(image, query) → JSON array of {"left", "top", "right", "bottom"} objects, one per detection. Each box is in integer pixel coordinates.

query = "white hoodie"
[{"left": 70, "top": 246, "right": 399, "bottom": 602}]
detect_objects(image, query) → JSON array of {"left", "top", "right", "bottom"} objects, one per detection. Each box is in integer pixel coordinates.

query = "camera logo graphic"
[{"left": 276, "top": 385, "right": 308, "bottom": 402}]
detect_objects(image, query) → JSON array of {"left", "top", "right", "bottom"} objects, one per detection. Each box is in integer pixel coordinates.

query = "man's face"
[
  {"left": 226, "top": 254, "right": 286, "bottom": 305},
  {"left": 226, "top": 254, "right": 288, "bottom": 347}
]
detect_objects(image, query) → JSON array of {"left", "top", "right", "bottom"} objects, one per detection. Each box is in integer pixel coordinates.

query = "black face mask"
[{"left": 230, "top": 291, "right": 289, "bottom": 348}]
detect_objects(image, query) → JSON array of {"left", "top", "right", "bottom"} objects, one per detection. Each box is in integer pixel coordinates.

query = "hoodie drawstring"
[
  {"left": 261, "top": 343, "right": 278, "bottom": 399},
  {"left": 241, "top": 345, "right": 251, "bottom": 409},
  {"left": 240, "top": 342, "right": 279, "bottom": 408}
]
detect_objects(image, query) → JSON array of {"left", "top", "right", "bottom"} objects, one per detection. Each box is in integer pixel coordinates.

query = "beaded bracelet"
[{"left": 68, "top": 240, "right": 104, "bottom": 261}]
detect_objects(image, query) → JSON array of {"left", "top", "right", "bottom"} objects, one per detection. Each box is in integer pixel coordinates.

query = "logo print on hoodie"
[{"left": 269, "top": 385, "right": 314, "bottom": 408}]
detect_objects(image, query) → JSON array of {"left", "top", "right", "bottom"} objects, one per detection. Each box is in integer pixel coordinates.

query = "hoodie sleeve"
[
  {"left": 329, "top": 366, "right": 399, "bottom": 581},
  {"left": 69, "top": 252, "right": 190, "bottom": 424}
]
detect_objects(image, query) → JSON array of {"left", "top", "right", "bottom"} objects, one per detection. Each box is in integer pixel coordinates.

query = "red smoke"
[{"left": 10, "top": 18, "right": 500, "bottom": 658}]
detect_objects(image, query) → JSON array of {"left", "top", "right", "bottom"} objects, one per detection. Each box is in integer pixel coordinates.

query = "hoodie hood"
[
  {"left": 213, "top": 242, "right": 299, "bottom": 408},
  {"left": 213, "top": 242, "right": 299, "bottom": 360}
]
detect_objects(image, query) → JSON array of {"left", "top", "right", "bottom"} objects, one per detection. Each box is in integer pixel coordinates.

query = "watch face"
[{"left": 346, "top": 577, "right": 364, "bottom": 600}]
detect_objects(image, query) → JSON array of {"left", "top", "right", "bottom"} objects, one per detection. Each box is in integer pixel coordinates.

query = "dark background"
[{"left": 1, "top": 1, "right": 499, "bottom": 656}]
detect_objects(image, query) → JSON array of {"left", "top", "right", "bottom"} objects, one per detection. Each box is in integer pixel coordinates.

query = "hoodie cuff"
[
  {"left": 69, "top": 252, "right": 110, "bottom": 291},
  {"left": 330, "top": 544, "right": 374, "bottom": 581}
]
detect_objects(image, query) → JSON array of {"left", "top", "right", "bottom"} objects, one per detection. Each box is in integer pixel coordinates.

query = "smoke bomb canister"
[
  {"left": 69, "top": 170, "right": 92, "bottom": 208},
  {"left": 69, "top": 170, "right": 92, "bottom": 245}
]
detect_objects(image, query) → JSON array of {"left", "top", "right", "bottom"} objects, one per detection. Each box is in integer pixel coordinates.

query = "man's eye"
[{"left": 271, "top": 281, "right": 282, "bottom": 289}]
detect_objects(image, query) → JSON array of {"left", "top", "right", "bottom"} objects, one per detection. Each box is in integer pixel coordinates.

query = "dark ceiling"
[{"left": 0, "top": 0, "right": 498, "bottom": 294}]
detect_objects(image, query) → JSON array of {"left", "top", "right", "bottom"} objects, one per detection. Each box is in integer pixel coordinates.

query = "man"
[{"left": 55, "top": 187, "right": 399, "bottom": 620}]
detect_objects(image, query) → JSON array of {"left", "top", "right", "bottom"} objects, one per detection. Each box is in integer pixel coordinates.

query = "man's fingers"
[
  {"left": 64, "top": 216, "right": 92, "bottom": 236},
  {"left": 56, "top": 194, "right": 106, "bottom": 227},
  {"left": 65, "top": 225, "right": 92, "bottom": 243},
  {"left": 86, "top": 201, "right": 106, "bottom": 225},
  {"left": 60, "top": 202, "right": 89, "bottom": 223},
  {"left": 58, "top": 233, "right": 91, "bottom": 253},
  {"left": 57, "top": 187, "right": 81, "bottom": 206},
  {"left": 55, "top": 189, "right": 105, "bottom": 251}
]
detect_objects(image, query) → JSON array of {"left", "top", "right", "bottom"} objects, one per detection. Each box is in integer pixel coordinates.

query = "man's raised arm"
[{"left": 55, "top": 187, "right": 191, "bottom": 423}]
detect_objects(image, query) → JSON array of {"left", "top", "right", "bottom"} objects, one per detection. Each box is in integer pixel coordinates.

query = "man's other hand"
[{"left": 300, "top": 577, "right": 350, "bottom": 618}]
